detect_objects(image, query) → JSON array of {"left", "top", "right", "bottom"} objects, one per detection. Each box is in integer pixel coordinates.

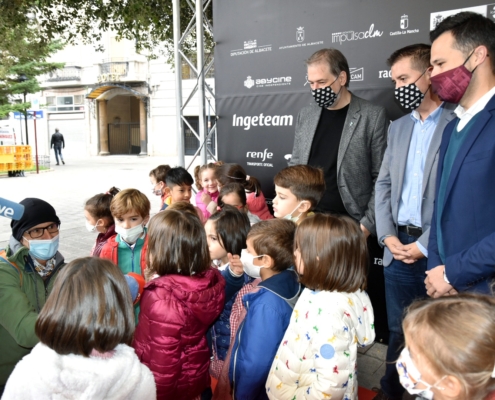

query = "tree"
[
  {"left": 0, "top": 0, "right": 213, "bottom": 62},
  {"left": 0, "top": 26, "right": 64, "bottom": 118}
]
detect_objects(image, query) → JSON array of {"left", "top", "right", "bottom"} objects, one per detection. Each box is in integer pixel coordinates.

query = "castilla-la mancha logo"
[
  {"left": 244, "top": 76, "right": 255, "bottom": 89},
  {"left": 296, "top": 27, "right": 305, "bottom": 43}
]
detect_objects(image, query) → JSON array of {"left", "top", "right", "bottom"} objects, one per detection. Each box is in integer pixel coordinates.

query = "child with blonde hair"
[
  {"left": 133, "top": 210, "right": 225, "bottom": 400},
  {"left": 266, "top": 214, "right": 375, "bottom": 400},
  {"left": 396, "top": 293, "right": 495, "bottom": 400}
]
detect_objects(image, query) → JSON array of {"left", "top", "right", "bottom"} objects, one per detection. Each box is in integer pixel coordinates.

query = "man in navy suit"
[{"left": 426, "top": 12, "right": 495, "bottom": 296}]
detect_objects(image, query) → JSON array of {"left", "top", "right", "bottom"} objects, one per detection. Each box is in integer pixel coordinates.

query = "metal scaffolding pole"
[
  {"left": 172, "top": 0, "right": 216, "bottom": 172},
  {"left": 196, "top": 0, "right": 207, "bottom": 165},
  {"left": 173, "top": 0, "right": 185, "bottom": 167}
]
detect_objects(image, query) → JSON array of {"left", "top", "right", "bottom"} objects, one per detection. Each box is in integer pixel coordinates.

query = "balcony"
[
  {"left": 97, "top": 58, "right": 147, "bottom": 84},
  {"left": 45, "top": 66, "right": 82, "bottom": 82}
]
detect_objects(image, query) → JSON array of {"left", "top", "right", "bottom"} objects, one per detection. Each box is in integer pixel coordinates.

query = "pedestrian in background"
[{"left": 50, "top": 128, "right": 65, "bottom": 165}]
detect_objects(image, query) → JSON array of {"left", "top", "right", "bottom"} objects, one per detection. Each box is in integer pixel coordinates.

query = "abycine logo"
[
  {"left": 243, "top": 75, "right": 292, "bottom": 89},
  {"left": 296, "top": 27, "right": 305, "bottom": 43},
  {"left": 350, "top": 67, "right": 364, "bottom": 82},
  {"left": 244, "top": 76, "right": 255, "bottom": 89}
]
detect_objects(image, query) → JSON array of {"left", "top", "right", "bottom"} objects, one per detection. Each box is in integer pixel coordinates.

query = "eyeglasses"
[{"left": 24, "top": 223, "right": 59, "bottom": 239}]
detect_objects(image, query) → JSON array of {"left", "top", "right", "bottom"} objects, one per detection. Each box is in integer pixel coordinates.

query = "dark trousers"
[
  {"left": 380, "top": 230, "right": 428, "bottom": 399},
  {"left": 54, "top": 146, "right": 63, "bottom": 164}
]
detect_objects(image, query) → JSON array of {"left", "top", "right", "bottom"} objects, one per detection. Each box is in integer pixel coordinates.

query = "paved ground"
[{"left": 0, "top": 155, "right": 394, "bottom": 394}]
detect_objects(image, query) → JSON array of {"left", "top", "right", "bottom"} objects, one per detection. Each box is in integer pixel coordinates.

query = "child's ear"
[
  {"left": 298, "top": 201, "right": 311, "bottom": 214},
  {"left": 440, "top": 375, "right": 463, "bottom": 399},
  {"left": 261, "top": 254, "right": 275, "bottom": 269},
  {"left": 164, "top": 186, "right": 171, "bottom": 196},
  {"left": 143, "top": 215, "right": 150, "bottom": 226}
]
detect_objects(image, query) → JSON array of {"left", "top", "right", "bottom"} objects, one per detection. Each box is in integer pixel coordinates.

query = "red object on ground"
[
  {"left": 211, "top": 376, "right": 375, "bottom": 399},
  {"left": 358, "top": 386, "right": 377, "bottom": 400}
]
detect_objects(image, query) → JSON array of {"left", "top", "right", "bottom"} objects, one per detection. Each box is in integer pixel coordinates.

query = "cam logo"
[
  {"left": 400, "top": 14, "right": 409, "bottom": 29},
  {"left": 350, "top": 67, "right": 364, "bottom": 82},
  {"left": 296, "top": 27, "right": 305, "bottom": 43},
  {"left": 244, "top": 76, "right": 255, "bottom": 89}
]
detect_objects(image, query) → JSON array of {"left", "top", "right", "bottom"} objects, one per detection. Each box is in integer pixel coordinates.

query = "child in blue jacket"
[{"left": 228, "top": 219, "right": 301, "bottom": 400}]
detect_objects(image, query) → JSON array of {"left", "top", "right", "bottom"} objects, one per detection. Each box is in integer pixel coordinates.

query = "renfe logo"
[
  {"left": 246, "top": 149, "right": 273, "bottom": 162},
  {"left": 232, "top": 113, "right": 293, "bottom": 131}
]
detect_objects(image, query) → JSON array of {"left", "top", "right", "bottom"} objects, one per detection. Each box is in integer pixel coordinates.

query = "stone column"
[
  {"left": 139, "top": 98, "right": 148, "bottom": 156},
  {"left": 98, "top": 100, "right": 109, "bottom": 155}
]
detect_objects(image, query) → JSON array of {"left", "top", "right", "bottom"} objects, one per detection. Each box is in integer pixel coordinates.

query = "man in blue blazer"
[
  {"left": 374, "top": 44, "right": 456, "bottom": 400},
  {"left": 426, "top": 12, "right": 495, "bottom": 296}
]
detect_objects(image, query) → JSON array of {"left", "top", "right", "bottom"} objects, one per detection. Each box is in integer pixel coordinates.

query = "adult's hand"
[
  {"left": 384, "top": 236, "right": 411, "bottom": 262},
  {"left": 401, "top": 242, "right": 425, "bottom": 262},
  {"left": 425, "top": 265, "right": 453, "bottom": 298}
]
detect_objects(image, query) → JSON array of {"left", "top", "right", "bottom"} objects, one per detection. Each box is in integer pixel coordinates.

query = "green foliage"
[{"left": 0, "top": 0, "right": 213, "bottom": 62}]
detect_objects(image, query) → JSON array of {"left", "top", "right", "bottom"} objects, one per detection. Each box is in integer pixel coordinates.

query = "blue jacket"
[
  {"left": 229, "top": 269, "right": 301, "bottom": 400},
  {"left": 427, "top": 93, "right": 495, "bottom": 293},
  {"left": 211, "top": 266, "right": 246, "bottom": 361}
]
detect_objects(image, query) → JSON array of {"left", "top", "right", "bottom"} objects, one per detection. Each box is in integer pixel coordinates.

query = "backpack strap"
[{"left": 0, "top": 249, "right": 23, "bottom": 287}]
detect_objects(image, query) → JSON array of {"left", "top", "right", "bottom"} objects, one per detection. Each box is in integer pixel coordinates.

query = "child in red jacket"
[{"left": 133, "top": 209, "right": 226, "bottom": 400}]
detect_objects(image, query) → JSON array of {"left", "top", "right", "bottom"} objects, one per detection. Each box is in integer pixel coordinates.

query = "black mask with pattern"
[
  {"left": 394, "top": 69, "right": 430, "bottom": 110},
  {"left": 311, "top": 76, "right": 341, "bottom": 108}
]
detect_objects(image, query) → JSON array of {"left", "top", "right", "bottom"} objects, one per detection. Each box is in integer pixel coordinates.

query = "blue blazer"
[{"left": 427, "top": 94, "right": 495, "bottom": 293}]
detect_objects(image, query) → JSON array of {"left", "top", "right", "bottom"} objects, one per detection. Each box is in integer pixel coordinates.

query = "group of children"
[{"left": 3, "top": 162, "right": 495, "bottom": 400}]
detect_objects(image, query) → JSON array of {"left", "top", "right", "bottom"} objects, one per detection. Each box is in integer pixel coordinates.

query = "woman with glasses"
[{"left": 0, "top": 198, "right": 65, "bottom": 397}]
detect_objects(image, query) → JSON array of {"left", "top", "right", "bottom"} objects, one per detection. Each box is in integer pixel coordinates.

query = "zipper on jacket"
[{"left": 232, "top": 299, "right": 249, "bottom": 400}]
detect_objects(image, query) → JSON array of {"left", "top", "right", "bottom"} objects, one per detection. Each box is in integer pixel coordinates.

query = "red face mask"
[{"left": 430, "top": 50, "right": 476, "bottom": 104}]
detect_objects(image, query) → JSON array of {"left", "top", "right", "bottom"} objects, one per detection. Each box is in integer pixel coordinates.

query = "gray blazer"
[
  {"left": 375, "top": 103, "right": 457, "bottom": 266},
  {"left": 290, "top": 93, "right": 388, "bottom": 236}
]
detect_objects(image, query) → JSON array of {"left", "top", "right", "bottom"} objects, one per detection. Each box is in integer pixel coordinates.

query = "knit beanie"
[{"left": 11, "top": 198, "right": 60, "bottom": 241}]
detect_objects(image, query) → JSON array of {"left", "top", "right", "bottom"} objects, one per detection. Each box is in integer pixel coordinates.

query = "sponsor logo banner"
[
  {"left": 389, "top": 14, "right": 419, "bottom": 36},
  {"left": 232, "top": 113, "right": 294, "bottom": 130},
  {"left": 230, "top": 39, "right": 272, "bottom": 57},
  {"left": 332, "top": 24, "right": 383, "bottom": 45},
  {"left": 350, "top": 67, "right": 364, "bottom": 82},
  {"left": 244, "top": 75, "right": 292, "bottom": 89},
  {"left": 246, "top": 148, "right": 274, "bottom": 167},
  {"left": 430, "top": 5, "right": 488, "bottom": 29},
  {"left": 279, "top": 26, "right": 324, "bottom": 50}
]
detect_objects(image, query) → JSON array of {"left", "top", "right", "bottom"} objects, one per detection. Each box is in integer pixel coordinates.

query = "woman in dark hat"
[{"left": 0, "top": 198, "right": 65, "bottom": 396}]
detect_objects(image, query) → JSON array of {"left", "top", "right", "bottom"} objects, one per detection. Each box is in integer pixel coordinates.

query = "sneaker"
[
  {"left": 62, "top": 161, "right": 65, "bottom": 165},
  {"left": 56, "top": 163, "right": 60, "bottom": 166}
]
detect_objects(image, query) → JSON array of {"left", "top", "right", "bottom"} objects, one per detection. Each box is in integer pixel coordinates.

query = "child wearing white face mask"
[
  {"left": 272, "top": 165, "right": 325, "bottom": 224},
  {"left": 100, "top": 189, "right": 150, "bottom": 322},
  {"left": 84, "top": 187, "right": 120, "bottom": 257},
  {"left": 397, "top": 293, "right": 495, "bottom": 400},
  {"left": 213, "top": 219, "right": 302, "bottom": 400}
]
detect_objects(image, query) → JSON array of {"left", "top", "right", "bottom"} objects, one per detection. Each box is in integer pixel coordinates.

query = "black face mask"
[
  {"left": 311, "top": 76, "right": 341, "bottom": 108},
  {"left": 394, "top": 69, "right": 429, "bottom": 110}
]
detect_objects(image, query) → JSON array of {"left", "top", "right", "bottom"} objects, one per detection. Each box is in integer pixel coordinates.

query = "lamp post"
[{"left": 17, "top": 74, "right": 29, "bottom": 145}]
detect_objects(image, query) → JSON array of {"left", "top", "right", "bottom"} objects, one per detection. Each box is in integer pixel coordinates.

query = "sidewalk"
[{"left": 0, "top": 154, "right": 390, "bottom": 393}]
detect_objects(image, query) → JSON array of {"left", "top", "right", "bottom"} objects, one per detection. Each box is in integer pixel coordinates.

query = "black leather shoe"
[
  {"left": 56, "top": 163, "right": 59, "bottom": 166},
  {"left": 62, "top": 161, "right": 65, "bottom": 164}
]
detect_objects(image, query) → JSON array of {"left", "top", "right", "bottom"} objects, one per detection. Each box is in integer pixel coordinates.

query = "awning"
[{"left": 86, "top": 84, "right": 147, "bottom": 100}]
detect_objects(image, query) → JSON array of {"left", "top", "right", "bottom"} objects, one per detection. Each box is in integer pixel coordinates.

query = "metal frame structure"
[{"left": 173, "top": 0, "right": 217, "bottom": 170}]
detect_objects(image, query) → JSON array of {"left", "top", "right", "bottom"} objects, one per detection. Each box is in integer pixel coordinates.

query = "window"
[{"left": 46, "top": 95, "right": 85, "bottom": 112}]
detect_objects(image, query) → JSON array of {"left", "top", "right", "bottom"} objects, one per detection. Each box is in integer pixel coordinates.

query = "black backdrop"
[
  {"left": 213, "top": 0, "right": 492, "bottom": 198},
  {"left": 213, "top": 0, "right": 492, "bottom": 342}
]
